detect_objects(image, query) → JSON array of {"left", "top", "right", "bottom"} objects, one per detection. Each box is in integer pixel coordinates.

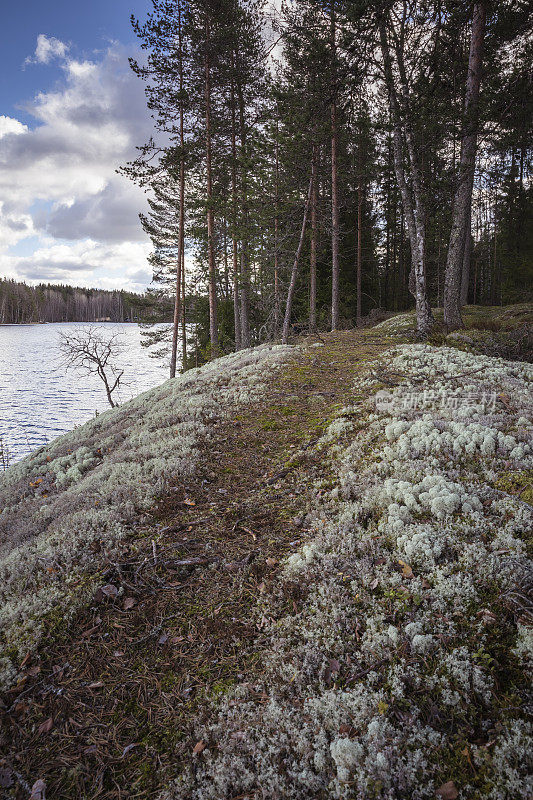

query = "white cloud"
[
  {"left": 26, "top": 34, "right": 70, "bottom": 65},
  {"left": 0, "top": 238, "right": 152, "bottom": 292},
  {"left": 0, "top": 115, "right": 28, "bottom": 139},
  {"left": 1, "top": 38, "right": 156, "bottom": 290}
]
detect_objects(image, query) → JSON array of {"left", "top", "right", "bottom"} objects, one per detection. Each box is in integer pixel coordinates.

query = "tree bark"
[
  {"left": 230, "top": 65, "right": 242, "bottom": 351},
  {"left": 379, "top": 15, "right": 433, "bottom": 335},
  {"left": 170, "top": 1, "right": 185, "bottom": 379},
  {"left": 356, "top": 137, "right": 363, "bottom": 326},
  {"left": 274, "top": 126, "right": 280, "bottom": 335},
  {"left": 181, "top": 241, "right": 187, "bottom": 367},
  {"left": 282, "top": 166, "right": 314, "bottom": 345},
  {"left": 205, "top": 12, "right": 218, "bottom": 354},
  {"left": 236, "top": 61, "right": 251, "bottom": 348},
  {"left": 309, "top": 145, "right": 318, "bottom": 332},
  {"left": 460, "top": 202, "right": 472, "bottom": 306},
  {"left": 444, "top": 2, "right": 486, "bottom": 330},
  {"left": 330, "top": 1, "right": 340, "bottom": 331}
]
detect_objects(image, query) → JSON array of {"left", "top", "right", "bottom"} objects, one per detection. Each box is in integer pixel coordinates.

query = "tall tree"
[
  {"left": 444, "top": 2, "right": 487, "bottom": 330},
  {"left": 282, "top": 157, "right": 315, "bottom": 343},
  {"left": 204, "top": 9, "right": 219, "bottom": 353},
  {"left": 377, "top": 8, "right": 433, "bottom": 334},
  {"left": 170, "top": 0, "right": 187, "bottom": 377},
  {"left": 330, "top": 0, "right": 340, "bottom": 330}
]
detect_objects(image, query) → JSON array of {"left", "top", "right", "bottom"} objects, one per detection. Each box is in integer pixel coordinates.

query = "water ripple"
[{"left": 0, "top": 323, "right": 170, "bottom": 465}]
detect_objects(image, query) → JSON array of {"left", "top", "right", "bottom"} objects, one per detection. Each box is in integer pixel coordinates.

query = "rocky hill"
[{"left": 1, "top": 308, "right": 531, "bottom": 800}]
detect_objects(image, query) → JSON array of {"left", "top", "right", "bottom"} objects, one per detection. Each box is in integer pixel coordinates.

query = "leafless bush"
[{"left": 57, "top": 326, "right": 125, "bottom": 408}]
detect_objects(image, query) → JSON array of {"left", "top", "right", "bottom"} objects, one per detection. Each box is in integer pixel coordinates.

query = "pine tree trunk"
[
  {"left": 181, "top": 242, "right": 187, "bottom": 367},
  {"left": 170, "top": 1, "right": 185, "bottom": 379},
  {"left": 236, "top": 66, "right": 251, "bottom": 348},
  {"left": 205, "top": 12, "right": 218, "bottom": 354},
  {"left": 330, "top": 1, "right": 340, "bottom": 331},
  {"left": 356, "top": 139, "right": 363, "bottom": 326},
  {"left": 170, "top": 240, "right": 182, "bottom": 378},
  {"left": 230, "top": 67, "right": 242, "bottom": 351},
  {"left": 282, "top": 166, "right": 314, "bottom": 345},
  {"left": 309, "top": 144, "right": 318, "bottom": 332},
  {"left": 460, "top": 202, "right": 472, "bottom": 305},
  {"left": 444, "top": 2, "right": 486, "bottom": 330}
]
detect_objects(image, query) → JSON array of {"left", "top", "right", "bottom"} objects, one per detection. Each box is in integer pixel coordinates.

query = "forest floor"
[
  {"left": 1, "top": 328, "right": 393, "bottom": 799},
  {"left": 1, "top": 305, "right": 531, "bottom": 800}
]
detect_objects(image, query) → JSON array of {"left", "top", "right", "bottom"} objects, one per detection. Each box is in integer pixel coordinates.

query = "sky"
[{"left": 0, "top": 0, "right": 158, "bottom": 293}]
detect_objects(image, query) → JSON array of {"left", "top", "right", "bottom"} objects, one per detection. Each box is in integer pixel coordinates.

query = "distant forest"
[{"left": 0, "top": 279, "right": 169, "bottom": 325}]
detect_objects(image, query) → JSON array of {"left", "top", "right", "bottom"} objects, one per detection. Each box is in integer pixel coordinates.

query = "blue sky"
[
  {"left": 3, "top": 0, "right": 149, "bottom": 120},
  {"left": 0, "top": 0, "right": 157, "bottom": 291}
]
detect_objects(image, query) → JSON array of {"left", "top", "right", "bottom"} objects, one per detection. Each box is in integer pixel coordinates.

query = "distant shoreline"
[{"left": 0, "top": 320, "right": 147, "bottom": 326}]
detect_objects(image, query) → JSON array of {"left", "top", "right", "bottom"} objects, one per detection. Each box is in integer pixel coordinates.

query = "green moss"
[
  {"left": 210, "top": 678, "right": 235, "bottom": 697},
  {"left": 493, "top": 469, "right": 533, "bottom": 507}
]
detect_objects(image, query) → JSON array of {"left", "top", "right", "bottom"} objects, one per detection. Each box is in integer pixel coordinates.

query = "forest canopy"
[{"left": 123, "top": 0, "right": 532, "bottom": 369}]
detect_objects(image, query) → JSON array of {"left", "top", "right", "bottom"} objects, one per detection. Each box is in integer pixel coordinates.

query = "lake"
[{"left": 0, "top": 322, "right": 173, "bottom": 466}]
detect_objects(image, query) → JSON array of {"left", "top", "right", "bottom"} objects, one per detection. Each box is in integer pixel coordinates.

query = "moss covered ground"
[
  {"left": 0, "top": 306, "right": 531, "bottom": 799},
  {"left": 0, "top": 330, "right": 392, "bottom": 798}
]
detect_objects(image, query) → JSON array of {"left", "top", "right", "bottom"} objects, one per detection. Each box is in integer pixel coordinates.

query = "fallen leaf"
[
  {"left": 100, "top": 584, "right": 119, "bottom": 599},
  {"left": 436, "top": 781, "right": 459, "bottom": 800},
  {"left": 193, "top": 740, "right": 206, "bottom": 754},
  {"left": 123, "top": 596, "right": 136, "bottom": 610},
  {"left": 29, "top": 779, "right": 46, "bottom": 800},
  {"left": 38, "top": 717, "right": 53, "bottom": 735},
  {"left": 265, "top": 558, "right": 277, "bottom": 568},
  {"left": 88, "top": 681, "right": 104, "bottom": 689},
  {"left": 0, "top": 767, "right": 13, "bottom": 789},
  {"left": 398, "top": 559, "right": 414, "bottom": 579},
  {"left": 158, "top": 633, "right": 169, "bottom": 645},
  {"left": 338, "top": 724, "right": 357, "bottom": 737}
]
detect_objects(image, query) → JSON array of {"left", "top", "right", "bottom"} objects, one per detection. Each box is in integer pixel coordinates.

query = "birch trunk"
[
  {"left": 274, "top": 128, "right": 280, "bottom": 335},
  {"left": 444, "top": 2, "right": 486, "bottom": 330},
  {"left": 379, "top": 16, "right": 433, "bottom": 335}
]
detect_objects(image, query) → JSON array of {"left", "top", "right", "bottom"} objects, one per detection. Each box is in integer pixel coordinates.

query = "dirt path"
[{"left": 1, "top": 330, "right": 391, "bottom": 799}]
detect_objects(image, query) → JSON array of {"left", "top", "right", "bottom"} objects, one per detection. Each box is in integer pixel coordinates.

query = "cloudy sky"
[{"left": 1, "top": 0, "right": 157, "bottom": 292}]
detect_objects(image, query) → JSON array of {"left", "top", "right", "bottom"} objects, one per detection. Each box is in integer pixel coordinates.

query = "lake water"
[{"left": 0, "top": 323, "right": 173, "bottom": 466}]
